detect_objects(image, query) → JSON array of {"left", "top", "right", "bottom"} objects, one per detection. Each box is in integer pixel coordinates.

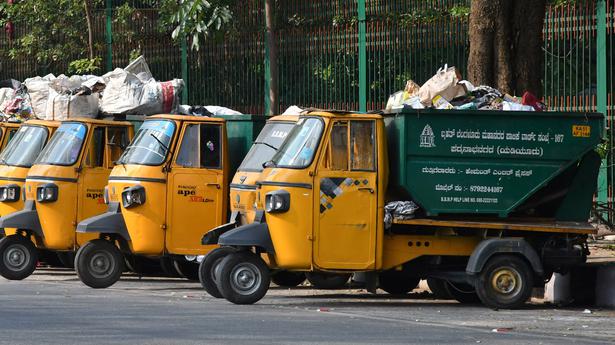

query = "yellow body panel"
[
  {"left": 28, "top": 119, "right": 133, "bottom": 251},
  {"left": 110, "top": 115, "right": 229, "bottom": 256},
  {"left": 229, "top": 172, "right": 261, "bottom": 225},
  {"left": 0, "top": 121, "right": 59, "bottom": 237},
  {"left": 107, "top": 173, "right": 167, "bottom": 255},
  {"left": 0, "top": 122, "right": 20, "bottom": 149}
]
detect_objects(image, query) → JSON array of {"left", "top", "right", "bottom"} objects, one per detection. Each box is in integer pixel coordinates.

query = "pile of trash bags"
[
  {"left": 386, "top": 64, "right": 546, "bottom": 112},
  {"left": 0, "top": 56, "right": 186, "bottom": 122}
]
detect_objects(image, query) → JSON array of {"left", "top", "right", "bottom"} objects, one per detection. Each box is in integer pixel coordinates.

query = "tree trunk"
[
  {"left": 264, "top": 0, "right": 279, "bottom": 115},
  {"left": 468, "top": 0, "right": 546, "bottom": 97},
  {"left": 84, "top": 0, "right": 95, "bottom": 60}
]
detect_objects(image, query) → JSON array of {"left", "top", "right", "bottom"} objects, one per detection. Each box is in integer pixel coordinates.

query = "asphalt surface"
[{"left": 1, "top": 268, "right": 614, "bottom": 345}]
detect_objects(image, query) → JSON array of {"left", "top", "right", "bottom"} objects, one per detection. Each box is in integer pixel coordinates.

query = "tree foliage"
[
  {"left": 0, "top": 0, "right": 103, "bottom": 74},
  {"left": 151, "top": 0, "right": 234, "bottom": 50}
]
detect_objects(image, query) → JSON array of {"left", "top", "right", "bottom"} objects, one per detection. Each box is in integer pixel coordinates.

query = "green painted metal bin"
[{"left": 385, "top": 108, "right": 604, "bottom": 220}]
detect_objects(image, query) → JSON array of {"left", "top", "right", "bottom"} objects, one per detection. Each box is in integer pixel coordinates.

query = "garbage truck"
[
  {"left": 0, "top": 120, "right": 60, "bottom": 240},
  {"left": 0, "top": 118, "right": 137, "bottom": 280},
  {"left": 204, "top": 108, "right": 603, "bottom": 308},
  {"left": 74, "top": 114, "right": 266, "bottom": 288}
]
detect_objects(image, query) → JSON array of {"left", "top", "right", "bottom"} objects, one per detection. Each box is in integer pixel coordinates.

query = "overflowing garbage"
[
  {"left": 386, "top": 64, "right": 546, "bottom": 112},
  {"left": 0, "top": 56, "right": 196, "bottom": 122},
  {"left": 384, "top": 200, "right": 420, "bottom": 229}
]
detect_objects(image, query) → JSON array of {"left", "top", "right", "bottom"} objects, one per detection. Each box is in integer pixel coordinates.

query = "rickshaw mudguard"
[
  {"left": 76, "top": 202, "right": 131, "bottom": 242},
  {"left": 0, "top": 200, "right": 43, "bottom": 238},
  {"left": 218, "top": 214, "right": 274, "bottom": 254},
  {"left": 202, "top": 211, "right": 239, "bottom": 245}
]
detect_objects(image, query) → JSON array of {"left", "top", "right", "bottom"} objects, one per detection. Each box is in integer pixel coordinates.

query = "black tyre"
[
  {"left": 159, "top": 256, "right": 180, "bottom": 277},
  {"left": 271, "top": 270, "right": 306, "bottom": 287},
  {"left": 305, "top": 271, "right": 351, "bottom": 289},
  {"left": 75, "top": 239, "right": 124, "bottom": 289},
  {"left": 427, "top": 277, "right": 452, "bottom": 299},
  {"left": 475, "top": 255, "right": 534, "bottom": 309},
  {"left": 56, "top": 251, "right": 75, "bottom": 269},
  {"left": 173, "top": 258, "right": 200, "bottom": 281},
  {"left": 217, "top": 251, "right": 270, "bottom": 305},
  {"left": 0, "top": 235, "right": 38, "bottom": 280},
  {"left": 445, "top": 281, "right": 481, "bottom": 304},
  {"left": 199, "top": 247, "right": 236, "bottom": 298},
  {"left": 125, "top": 255, "right": 162, "bottom": 276},
  {"left": 378, "top": 269, "right": 420, "bottom": 295}
]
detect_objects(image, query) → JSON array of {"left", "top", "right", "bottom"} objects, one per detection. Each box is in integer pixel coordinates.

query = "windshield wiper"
[
  {"left": 149, "top": 133, "right": 170, "bottom": 154},
  {"left": 254, "top": 141, "right": 279, "bottom": 151}
]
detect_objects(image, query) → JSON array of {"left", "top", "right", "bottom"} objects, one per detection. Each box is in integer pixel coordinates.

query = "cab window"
[
  {"left": 350, "top": 121, "right": 375, "bottom": 171},
  {"left": 322, "top": 120, "right": 375, "bottom": 171},
  {"left": 85, "top": 127, "right": 105, "bottom": 168},
  {"left": 176, "top": 124, "right": 222, "bottom": 169},
  {"left": 107, "top": 127, "right": 129, "bottom": 166},
  {"left": 324, "top": 121, "right": 349, "bottom": 170}
]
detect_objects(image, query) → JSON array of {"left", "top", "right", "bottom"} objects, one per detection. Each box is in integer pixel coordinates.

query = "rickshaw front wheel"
[
  {"left": 217, "top": 251, "right": 270, "bottom": 305},
  {"left": 0, "top": 234, "right": 38, "bottom": 280},
  {"left": 199, "top": 246, "right": 236, "bottom": 298},
  {"left": 75, "top": 239, "right": 124, "bottom": 289}
]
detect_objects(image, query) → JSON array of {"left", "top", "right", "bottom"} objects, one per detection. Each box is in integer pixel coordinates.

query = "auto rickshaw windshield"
[
  {"left": 271, "top": 117, "right": 323, "bottom": 169},
  {"left": 118, "top": 119, "right": 175, "bottom": 166},
  {"left": 0, "top": 125, "right": 49, "bottom": 167},
  {"left": 238, "top": 121, "right": 295, "bottom": 172},
  {"left": 35, "top": 122, "right": 86, "bottom": 166}
]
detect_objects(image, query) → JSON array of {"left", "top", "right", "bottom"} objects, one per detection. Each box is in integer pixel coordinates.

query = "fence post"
[
  {"left": 358, "top": 0, "right": 367, "bottom": 112},
  {"left": 181, "top": 36, "right": 188, "bottom": 104},
  {"left": 105, "top": 0, "right": 113, "bottom": 71},
  {"left": 597, "top": 0, "right": 607, "bottom": 203}
]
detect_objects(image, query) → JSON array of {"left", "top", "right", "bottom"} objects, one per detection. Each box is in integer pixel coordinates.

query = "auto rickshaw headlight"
[
  {"left": 265, "top": 190, "right": 290, "bottom": 213},
  {"left": 0, "top": 184, "right": 20, "bottom": 202},
  {"left": 36, "top": 183, "right": 58, "bottom": 203},
  {"left": 122, "top": 185, "right": 146, "bottom": 208},
  {"left": 103, "top": 186, "right": 109, "bottom": 205}
]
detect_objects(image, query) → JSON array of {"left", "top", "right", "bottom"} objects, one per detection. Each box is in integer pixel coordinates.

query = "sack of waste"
[
  {"left": 100, "top": 56, "right": 184, "bottom": 115},
  {"left": 45, "top": 76, "right": 100, "bottom": 121},
  {"left": 23, "top": 74, "right": 57, "bottom": 119}
]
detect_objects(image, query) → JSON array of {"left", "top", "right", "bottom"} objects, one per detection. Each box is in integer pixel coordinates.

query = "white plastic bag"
[
  {"left": 23, "top": 74, "right": 56, "bottom": 119},
  {"left": 45, "top": 89, "right": 99, "bottom": 121},
  {"left": 100, "top": 68, "right": 184, "bottom": 115}
]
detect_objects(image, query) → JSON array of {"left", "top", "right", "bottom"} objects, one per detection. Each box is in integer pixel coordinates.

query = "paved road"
[{"left": 0, "top": 268, "right": 613, "bottom": 345}]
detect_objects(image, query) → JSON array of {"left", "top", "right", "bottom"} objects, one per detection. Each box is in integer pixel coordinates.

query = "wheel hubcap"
[
  {"left": 4, "top": 244, "right": 29, "bottom": 270},
  {"left": 89, "top": 251, "right": 115, "bottom": 279},
  {"left": 491, "top": 268, "right": 520, "bottom": 295},
  {"left": 230, "top": 262, "right": 261, "bottom": 296}
]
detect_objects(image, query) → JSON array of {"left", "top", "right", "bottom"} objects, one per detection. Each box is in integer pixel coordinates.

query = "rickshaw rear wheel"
[
  {"left": 173, "top": 258, "right": 199, "bottom": 281},
  {"left": 199, "top": 247, "right": 236, "bottom": 298},
  {"left": 378, "top": 269, "right": 420, "bottom": 295},
  {"left": 0, "top": 235, "right": 38, "bottom": 280},
  {"left": 217, "top": 251, "right": 270, "bottom": 305},
  {"left": 56, "top": 251, "right": 75, "bottom": 269},
  {"left": 271, "top": 270, "right": 306, "bottom": 287},
  {"left": 305, "top": 272, "right": 351, "bottom": 289},
  {"left": 75, "top": 239, "right": 124, "bottom": 289},
  {"left": 159, "top": 257, "right": 180, "bottom": 277}
]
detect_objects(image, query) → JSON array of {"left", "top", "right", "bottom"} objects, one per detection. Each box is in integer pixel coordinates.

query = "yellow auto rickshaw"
[
  {"left": 0, "top": 120, "right": 59, "bottom": 239},
  {"left": 75, "top": 114, "right": 265, "bottom": 288},
  {"left": 0, "top": 118, "right": 134, "bottom": 280}
]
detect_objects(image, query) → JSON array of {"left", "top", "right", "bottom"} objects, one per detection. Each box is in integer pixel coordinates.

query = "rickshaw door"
[
  {"left": 167, "top": 122, "right": 225, "bottom": 254},
  {"left": 314, "top": 120, "right": 378, "bottom": 270}
]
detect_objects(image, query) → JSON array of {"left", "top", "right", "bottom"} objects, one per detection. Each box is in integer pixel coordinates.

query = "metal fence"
[{"left": 1, "top": 0, "right": 614, "bottom": 215}]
